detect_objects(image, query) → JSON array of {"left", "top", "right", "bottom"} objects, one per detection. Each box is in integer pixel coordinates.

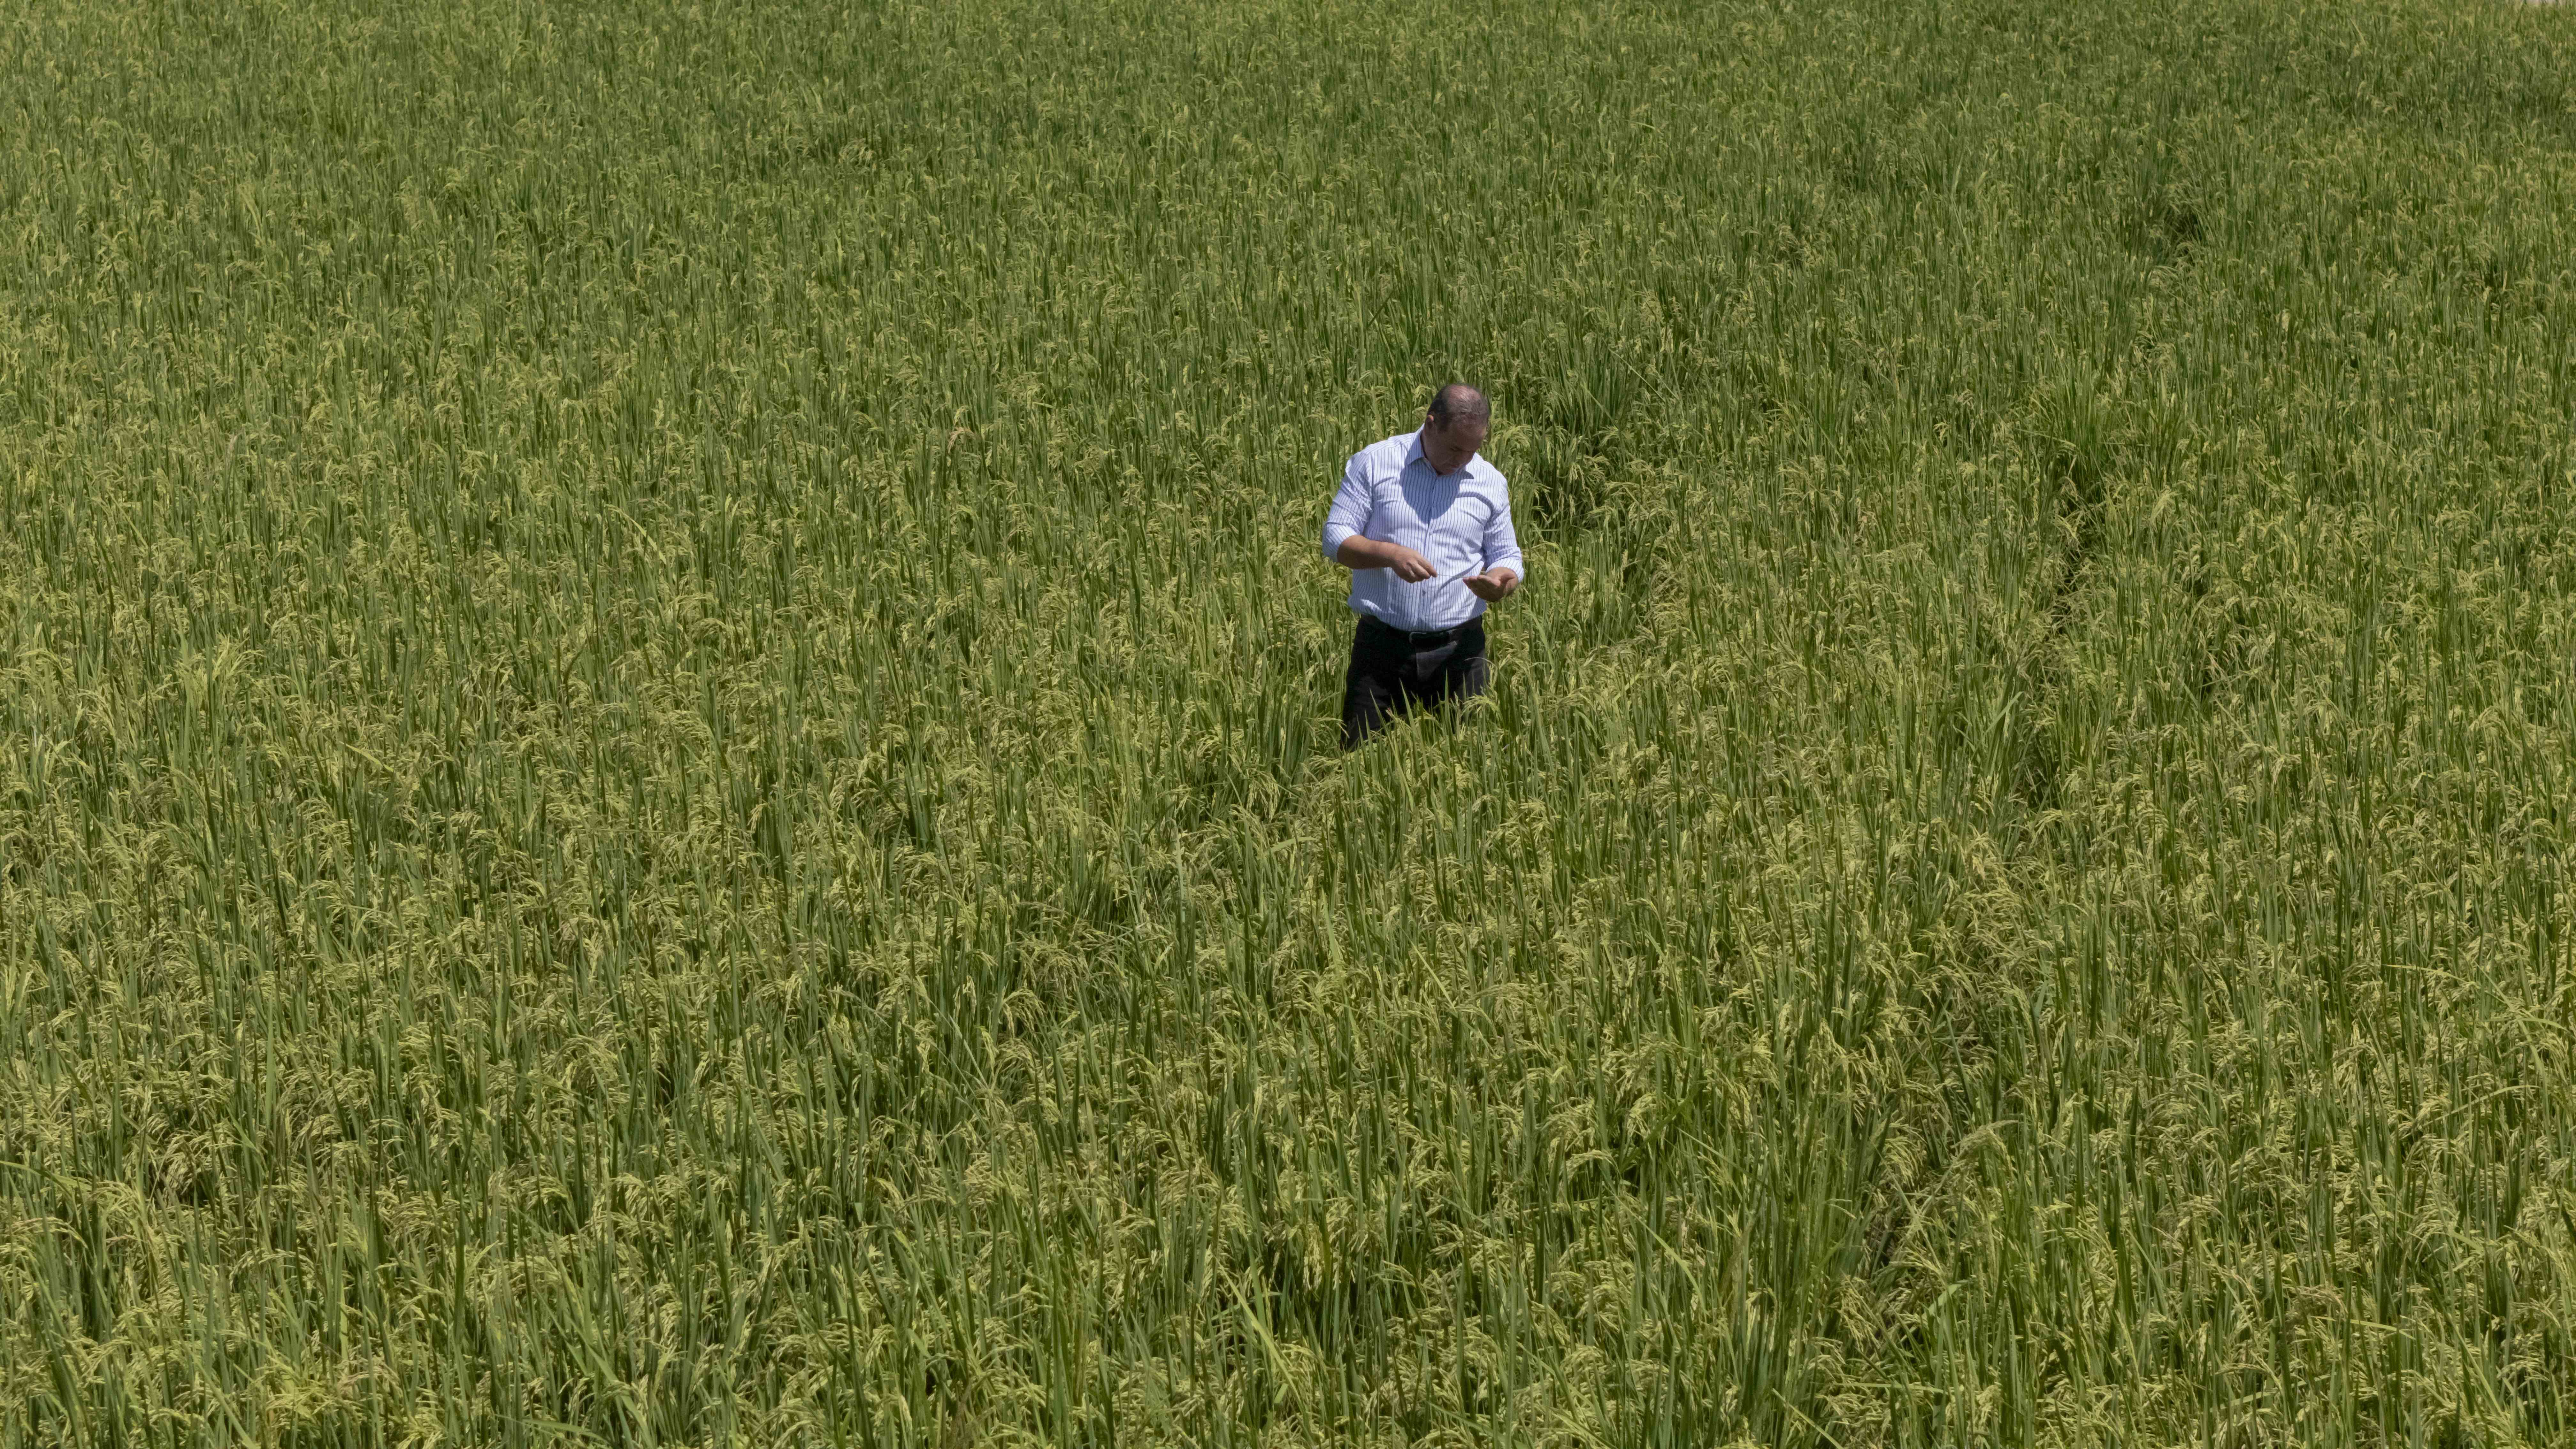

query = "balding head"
[
  {"left": 1420, "top": 383, "right": 1491, "bottom": 476},
  {"left": 1427, "top": 384, "right": 1491, "bottom": 429}
]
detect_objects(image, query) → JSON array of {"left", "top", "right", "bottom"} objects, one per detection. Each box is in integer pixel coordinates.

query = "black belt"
[{"left": 1361, "top": 615, "right": 1479, "bottom": 647}]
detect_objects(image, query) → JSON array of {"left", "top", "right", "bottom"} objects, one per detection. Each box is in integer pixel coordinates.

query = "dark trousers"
[{"left": 1341, "top": 615, "right": 1490, "bottom": 748}]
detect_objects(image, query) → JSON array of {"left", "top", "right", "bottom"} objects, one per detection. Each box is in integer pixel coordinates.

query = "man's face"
[{"left": 1421, "top": 412, "right": 1489, "bottom": 474}]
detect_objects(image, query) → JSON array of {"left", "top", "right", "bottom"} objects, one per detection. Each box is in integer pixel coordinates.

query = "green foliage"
[{"left": 5, "top": 0, "right": 2576, "bottom": 1442}]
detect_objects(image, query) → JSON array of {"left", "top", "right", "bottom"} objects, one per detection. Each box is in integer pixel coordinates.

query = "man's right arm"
[
  {"left": 1336, "top": 535, "right": 1436, "bottom": 580},
  {"left": 1323, "top": 461, "right": 1435, "bottom": 580}
]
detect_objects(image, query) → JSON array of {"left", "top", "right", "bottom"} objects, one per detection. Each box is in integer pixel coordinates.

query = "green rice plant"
[{"left": 4, "top": 0, "right": 2575, "bottom": 1443}]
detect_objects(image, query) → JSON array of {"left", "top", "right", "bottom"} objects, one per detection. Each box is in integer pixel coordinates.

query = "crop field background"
[{"left": 5, "top": 0, "right": 2576, "bottom": 1443}]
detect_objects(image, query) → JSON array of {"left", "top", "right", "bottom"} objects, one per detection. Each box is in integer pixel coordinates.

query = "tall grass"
[{"left": 4, "top": 0, "right": 2575, "bottom": 1442}]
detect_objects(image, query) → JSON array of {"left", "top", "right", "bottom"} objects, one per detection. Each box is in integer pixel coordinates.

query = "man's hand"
[
  {"left": 1336, "top": 538, "right": 1438, "bottom": 582},
  {"left": 1464, "top": 568, "right": 1520, "bottom": 602}
]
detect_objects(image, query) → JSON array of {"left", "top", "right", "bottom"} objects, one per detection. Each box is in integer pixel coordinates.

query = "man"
[{"left": 1321, "top": 384, "right": 1525, "bottom": 747}]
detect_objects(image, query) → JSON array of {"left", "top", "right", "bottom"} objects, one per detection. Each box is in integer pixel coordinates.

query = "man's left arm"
[{"left": 1465, "top": 483, "right": 1525, "bottom": 602}]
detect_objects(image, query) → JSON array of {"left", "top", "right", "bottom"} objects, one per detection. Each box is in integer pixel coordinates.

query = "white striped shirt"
[{"left": 1320, "top": 430, "right": 1526, "bottom": 632}]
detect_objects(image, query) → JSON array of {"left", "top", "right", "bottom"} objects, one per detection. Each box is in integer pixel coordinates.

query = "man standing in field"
[{"left": 1322, "top": 384, "right": 1526, "bottom": 747}]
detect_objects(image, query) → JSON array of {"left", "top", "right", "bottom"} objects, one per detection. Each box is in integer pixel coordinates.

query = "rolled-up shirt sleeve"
[
  {"left": 1322, "top": 460, "right": 1373, "bottom": 563},
  {"left": 1483, "top": 484, "right": 1527, "bottom": 581}
]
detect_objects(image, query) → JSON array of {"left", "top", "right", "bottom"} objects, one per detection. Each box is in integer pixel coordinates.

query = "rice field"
[{"left": 5, "top": 0, "right": 2576, "bottom": 1443}]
